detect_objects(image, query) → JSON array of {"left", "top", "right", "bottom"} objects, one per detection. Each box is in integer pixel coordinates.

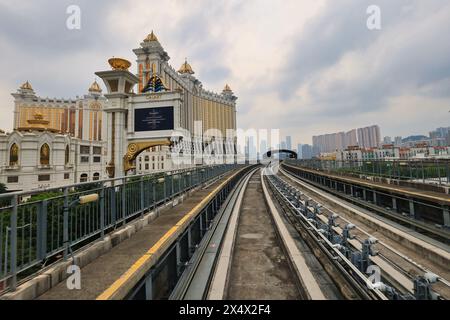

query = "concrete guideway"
[
  {"left": 206, "top": 168, "right": 329, "bottom": 300},
  {"left": 176, "top": 166, "right": 339, "bottom": 301},
  {"left": 279, "top": 167, "right": 450, "bottom": 269},
  {"left": 265, "top": 167, "right": 388, "bottom": 300},
  {"left": 259, "top": 170, "right": 326, "bottom": 300},
  {"left": 278, "top": 166, "right": 450, "bottom": 299},
  {"left": 222, "top": 169, "right": 305, "bottom": 299},
  {"left": 282, "top": 163, "right": 450, "bottom": 234},
  {"left": 207, "top": 168, "right": 256, "bottom": 300},
  {"left": 284, "top": 163, "right": 450, "bottom": 205},
  {"left": 171, "top": 167, "right": 261, "bottom": 300}
]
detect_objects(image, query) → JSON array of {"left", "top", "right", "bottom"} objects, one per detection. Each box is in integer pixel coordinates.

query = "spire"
[
  {"left": 223, "top": 84, "right": 232, "bottom": 92},
  {"left": 222, "top": 83, "right": 237, "bottom": 102},
  {"left": 178, "top": 58, "right": 194, "bottom": 75},
  {"left": 143, "top": 30, "right": 159, "bottom": 43},
  {"left": 89, "top": 80, "right": 102, "bottom": 93},
  {"left": 20, "top": 81, "right": 33, "bottom": 91}
]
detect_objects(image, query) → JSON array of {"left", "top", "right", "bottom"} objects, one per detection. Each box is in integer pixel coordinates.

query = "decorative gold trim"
[{"left": 123, "top": 139, "right": 171, "bottom": 172}]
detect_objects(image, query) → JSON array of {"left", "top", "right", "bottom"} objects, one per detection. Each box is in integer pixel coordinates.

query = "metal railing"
[
  {"left": 0, "top": 164, "right": 238, "bottom": 292},
  {"left": 286, "top": 159, "right": 450, "bottom": 186}
]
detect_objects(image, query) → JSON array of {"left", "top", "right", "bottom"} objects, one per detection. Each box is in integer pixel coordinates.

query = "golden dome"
[
  {"left": 178, "top": 59, "right": 194, "bottom": 75},
  {"left": 108, "top": 57, "right": 132, "bottom": 71},
  {"left": 20, "top": 81, "right": 33, "bottom": 90},
  {"left": 89, "top": 80, "right": 102, "bottom": 93},
  {"left": 224, "top": 84, "right": 232, "bottom": 92},
  {"left": 143, "top": 31, "right": 158, "bottom": 42}
]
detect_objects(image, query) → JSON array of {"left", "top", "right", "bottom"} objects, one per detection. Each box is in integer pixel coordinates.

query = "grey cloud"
[
  {"left": 0, "top": 0, "right": 449, "bottom": 145},
  {"left": 272, "top": 0, "right": 450, "bottom": 129},
  {"left": 0, "top": 1, "right": 120, "bottom": 54}
]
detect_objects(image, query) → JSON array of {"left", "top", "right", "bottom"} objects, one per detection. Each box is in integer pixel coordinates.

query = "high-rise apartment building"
[
  {"left": 346, "top": 129, "right": 358, "bottom": 147},
  {"left": 302, "top": 144, "right": 313, "bottom": 159},
  {"left": 286, "top": 136, "right": 292, "bottom": 151},
  {"left": 313, "top": 129, "right": 358, "bottom": 153},
  {"left": 357, "top": 125, "right": 381, "bottom": 148},
  {"left": 383, "top": 136, "right": 392, "bottom": 145},
  {"left": 297, "top": 144, "right": 303, "bottom": 159}
]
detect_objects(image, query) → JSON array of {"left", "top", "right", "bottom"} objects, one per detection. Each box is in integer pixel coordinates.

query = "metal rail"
[
  {"left": 290, "top": 159, "right": 450, "bottom": 187},
  {"left": 264, "top": 167, "right": 388, "bottom": 300},
  {"left": 169, "top": 166, "right": 260, "bottom": 300},
  {"left": 282, "top": 163, "right": 450, "bottom": 243},
  {"left": 0, "top": 164, "right": 239, "bottom": 292},
  {"left": 122, "top": 165, "right": 255, "bottom": 300},
  {"left": 278, "top": 165, "right": 450, "bottom": 300}
]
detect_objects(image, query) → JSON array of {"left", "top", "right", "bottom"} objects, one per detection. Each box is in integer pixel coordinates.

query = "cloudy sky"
[{"left": 0, "top": 0, "right": 449, "bottom": 146}]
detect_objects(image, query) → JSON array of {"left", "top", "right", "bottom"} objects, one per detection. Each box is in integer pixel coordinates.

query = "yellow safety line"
[
  {"left": 96, "top": 169, "right": 242, "bottom": 300},
  {"left": 284, "top": 163, "right": 450, "bottom": 204}
]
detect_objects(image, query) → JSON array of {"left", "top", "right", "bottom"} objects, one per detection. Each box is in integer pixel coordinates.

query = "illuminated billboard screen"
[{"left": 134, "top": 107, "right": 174, "bottom": 132}]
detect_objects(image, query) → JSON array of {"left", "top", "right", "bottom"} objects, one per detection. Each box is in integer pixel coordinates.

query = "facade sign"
[{"left": 134, "top": 107, "right": 174, "bottom": 131}]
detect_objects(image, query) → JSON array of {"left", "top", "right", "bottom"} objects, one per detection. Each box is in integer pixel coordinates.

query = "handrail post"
[
  {"left": 171, "top": 174, "right": 174, "bottom": 199},
  {"left": 122, "top": 177, "right": 126, "bottom": 225},
  {"left": 100, "top": 188, "right": 105, "bottom": 239},
  {"left": 9, "top": 195, "right": 18, "bottom": 291},
  {"left": 37, "top": 200, "right": 48, "bottom": 261},
  {"left": 163, "top": 177, "right": 167, "bottom": 202},
  {"left": 140, "top": 176, "right": 145, "bottom": 215},
  {"left": 63, "top": 188, "right": 69, "bottom": 260},
  {"left": 111, "top": 185, "right": 117, "bottom": 226}
]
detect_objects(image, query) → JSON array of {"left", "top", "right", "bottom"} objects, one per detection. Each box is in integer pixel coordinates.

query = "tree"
[{"left": 0, "top": 182, "right": 7, "bottom": 194}]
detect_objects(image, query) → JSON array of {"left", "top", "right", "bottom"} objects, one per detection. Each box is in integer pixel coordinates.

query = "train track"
[
  {"left": 282, "top": 163, "right": 450, "bottom": 244},
  {"left": 278, "top": 163, "right": 450, "bottom": 300},
  {"left": 170, "top": 165, "right": 393, "bottom": 300}
]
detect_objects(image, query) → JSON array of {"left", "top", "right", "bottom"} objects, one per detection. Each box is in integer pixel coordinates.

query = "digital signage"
[{"left": 134, "top": 107, "right": 174, "bottom": 132}]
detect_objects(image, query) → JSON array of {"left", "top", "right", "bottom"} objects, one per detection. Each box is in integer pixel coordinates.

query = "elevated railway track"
[{"left": 3, "top": 162, "right": 448, "bottom": 300}]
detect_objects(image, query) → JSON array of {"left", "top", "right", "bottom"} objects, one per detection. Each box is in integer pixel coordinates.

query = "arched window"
[
  {"left": 9, "top": 143, "right": 19, "bottom": 166},
  {"left": 80, "top": 174, "right": 88, "bottom": 183},
  {"left": 93, "top": 172, "right": 100, "bottom": 181},
  {"left": 40, "top": 143, "right": 50, "bottom": 165},
  {"left": 65, "top": 145, "right": 70, "bottom": 165}
]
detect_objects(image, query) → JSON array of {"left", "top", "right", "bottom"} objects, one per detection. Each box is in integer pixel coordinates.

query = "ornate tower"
[
  {"left": 133, "top": 31, "right": 170, "bottom": 93},
  {"left": 96, "top": 58, "right": 139, "bottom": 178},
  {"left": 12, "top": 81, "right": 37, "bottom": 130}
]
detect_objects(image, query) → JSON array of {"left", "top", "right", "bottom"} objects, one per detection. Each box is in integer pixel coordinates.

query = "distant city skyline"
[{"left": 282, "top": 123, "right": 450, "bottom": 150}]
